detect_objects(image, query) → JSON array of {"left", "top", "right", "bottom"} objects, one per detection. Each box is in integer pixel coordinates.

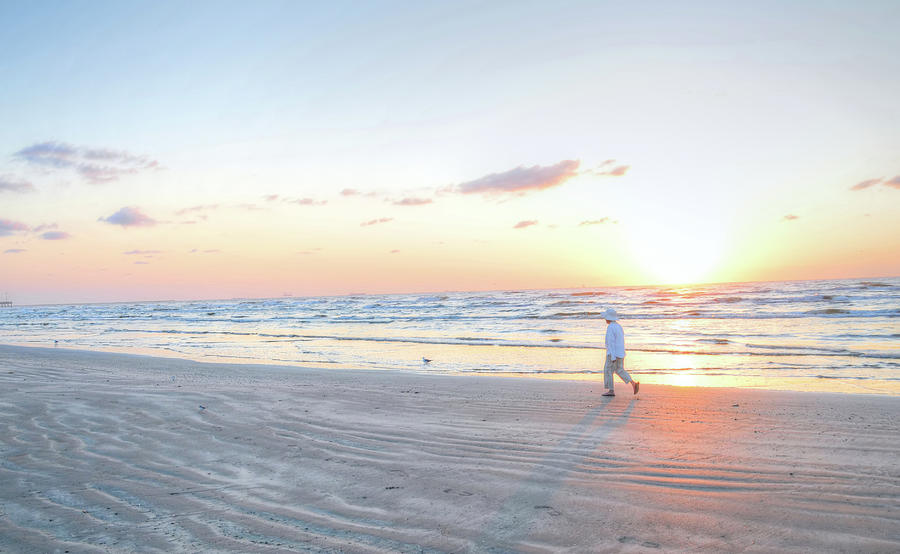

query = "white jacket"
[{"left": 605, "top": 321, "right": 626, "bottom": 360}]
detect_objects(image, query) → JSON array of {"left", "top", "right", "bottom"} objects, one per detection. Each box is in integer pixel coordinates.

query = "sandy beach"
[{"left": 0, "top": 344, "right": 897, "bottom": 553}]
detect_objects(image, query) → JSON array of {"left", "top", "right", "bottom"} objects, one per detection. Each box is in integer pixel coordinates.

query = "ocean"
[{"left": 2, "top": 278, "right": 898, "bottom": 394}]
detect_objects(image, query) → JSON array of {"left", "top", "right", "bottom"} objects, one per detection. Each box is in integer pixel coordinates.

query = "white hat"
[{"left": 602, "top": 308, "right": 618, "bottom": 321}]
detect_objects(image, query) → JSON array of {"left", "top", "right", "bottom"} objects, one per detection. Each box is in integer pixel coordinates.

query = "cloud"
[
  {"left": 0, "top": 219, "right": 29, "bottom": 236},
  {"left": 134, "top": 261, "right": 150, "bottom": 265},
  {"left": 783, "top": 214, "right": 799, "bottom": 221},
  {"left": 361, "top": 217, "right": 393, "bottom": 227},
  {"left": 175, "top": 204, "right": 219, "bottom": 216},
  {"left": 264, "top": 195, "right": 327, "bottom": 206},
  {"left": 340, "top": 188, "right": 359, "bottom": 196},
  {"left": 604, "top": 165, "right": 630, "bottom": 176},
  {"left": 124, "top": 249, "right": 162, "bottom": 255},
  {"left": 14, "top": 141, "right": 160, "bottom": 184},
  {"left": 392, "top": 197, "right": 432, "bottom": 206},
  {"left": 850, "top": 178, "right": 882, "bottom": 191},
  {"left": 390, "top": 249, "right": 400, "bottom": 254},
  {"left": 32, "top": 223, "right": 58, "bottom": 233},
  {"left": 99, "top": 206, "right": 157, "bottom": 227},
  {"left": 189, "top": 248, "right": 221, "bottom": 254},
  {"left": 514, "top": 220, "right": 538, "bottom": 229},
  {"left": 578, "top": 159, "right": 631, "bottom": 178},
  {"left": 885, "top": 176, "right": 900, "bottom": 190},
  {"left": 457, "top": 160, "right": 581, "bottom": 195},
  {"left": 40, "top": 231, "right": 71, "bottom": 240},
  {"left": 286, "top": 197, "right": 327, "bottom": 206},
  {"left": 579, "top": 218, "right": 610, "bottom": 226},
  {"left": 4, "top": 248, "right": 26, "bottom": 254},
  {"left": 0, "top": 175, "right": 35, "bottom": 193}
]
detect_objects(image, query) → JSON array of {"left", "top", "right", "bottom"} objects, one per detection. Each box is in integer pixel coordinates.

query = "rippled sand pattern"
[{"left": 1, "top": 345, "right": 898, "bottom": 552}]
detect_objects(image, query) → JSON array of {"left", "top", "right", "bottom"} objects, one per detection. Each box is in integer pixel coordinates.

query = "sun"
[{"left": 625, "top": 219, "right": 725, "bottom": 285}]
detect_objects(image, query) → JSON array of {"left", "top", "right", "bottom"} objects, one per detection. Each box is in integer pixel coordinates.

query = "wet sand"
[{"left": 1, "top": 344, "right": 898, "bottom": 552}]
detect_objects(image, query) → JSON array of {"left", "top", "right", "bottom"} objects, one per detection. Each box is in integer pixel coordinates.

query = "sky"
[{"left": 1, "top": 0, "right": 898, "bottom": 304}]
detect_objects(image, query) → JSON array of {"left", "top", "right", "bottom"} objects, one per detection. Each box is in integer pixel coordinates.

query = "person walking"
[{"left": 601, "top": 308, "right": 639, "bottom": 396}]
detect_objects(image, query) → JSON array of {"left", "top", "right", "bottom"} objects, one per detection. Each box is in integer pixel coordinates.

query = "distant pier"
[{"left": 0, "top": 301, "right": 11, "bottom": 308}]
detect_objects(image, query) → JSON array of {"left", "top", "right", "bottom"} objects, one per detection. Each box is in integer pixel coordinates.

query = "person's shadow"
[{"left": 479, "top": 396, "right": 637, "bottom": 550}]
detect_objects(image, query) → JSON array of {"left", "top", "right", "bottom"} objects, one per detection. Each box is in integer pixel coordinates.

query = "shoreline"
[
  {"left": 5, "top": 340, "right": 898, "bottom": 397},
  {"left": 1, "top": 344, "right": 898, "bottom": 551}
]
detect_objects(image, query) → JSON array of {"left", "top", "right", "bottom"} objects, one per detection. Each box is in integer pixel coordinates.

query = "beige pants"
[{"left": 603, "top": 356, "right": 632, "bottom": 391}]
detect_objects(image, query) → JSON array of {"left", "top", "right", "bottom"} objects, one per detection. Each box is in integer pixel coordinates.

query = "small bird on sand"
[
  {"left": 422, "top": 357, "right": 432, "bottom": 363},
  {"left": 199, "top": 405, "right": 206, "bottom": 410}
]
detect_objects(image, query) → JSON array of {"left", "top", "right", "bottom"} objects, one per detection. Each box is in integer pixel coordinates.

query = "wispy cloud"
[
  {"left": 390, "top": 249, "right": 400, "bottom": 254},
  {"left": 189, "top": 248, "right": 221, "bottom": 254},
  {"left": 340, "top": 188, "right": 359, "bottom": 196},
  {"left": 584, "top": 159, "right": 630, "bottom": 177},
  {"left": 783, "top": 214, "right": 799, "bottom": 221},
  {"left": 286, "top": 197, "right": 327, "bottom": 206},
  {"left": 579, "top": 218, "right": 610, "bottom": 226},
  {"left": 33, "top": 223, "right": 58, "bottom": 233},
  {"left": 0, "top": 175, "right": 35, "bottom": 193},
  {"left": 514, "top": 220, "right": 538, "bottom": 229},
  {"left": 392, "top": 197, "right": 432, "bottom": 206},
  {"left": 885, "top": 176, "right": 900, "bottom": 189},
  {"left": 457, "top": 160, "right": 580, "bottom": 195},
  {"left": 124, "top": 249, "right": 162, "bottom": 255},
  {"left": 361, "top": 217, "right": 393, "bottom": 227},
  {"left": 99, "top": 206, "right": 157, "bottom": 227},
  {"left": 40, "top": 231, "right": 71, "bottom": 240},
  {"left": 264, "top": 194, "right": 327, "bottom": 206},
  {"left": 4, "top": 248, "right": 26, "bottom": 254},
  {"left": 851, "top": 178, "right": 882, "bottom": 191},
  {"left": 14, "top": 141, "right": 160, "bottom": 184},
  {"left": 175, "top": 204, "right": 219, "bottom": 216},
  {"left": 0, "top": 219, "right": 29, "bottom": 236}
]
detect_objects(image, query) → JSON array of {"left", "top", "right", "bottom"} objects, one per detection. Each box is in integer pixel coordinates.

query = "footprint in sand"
[
  {"left": 618, "top": 536, "right": 660, "bottom": 548},
  {"left": 534, "top": 505, "right": 562, "bottom": 516}
]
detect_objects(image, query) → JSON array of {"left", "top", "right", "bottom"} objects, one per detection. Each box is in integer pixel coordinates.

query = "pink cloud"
[
  {"left": 340, "top": 188, "right": 359, "bottom": 196},
  {"left": 392, "top": 197, "right": 433, "bottom": 206},
  {"left": 605, "top": 165, "right": 630, "bottom": 176},
  {"left": 783, "top": 214, "right": 799, "bottom": 221},
  {"left": 33, "top": 223, "right": 58, "bottom": 233},
  {"left": 851, "top": 178, "right": 882, "bottom": 191},
  {"left": 286, "top": 197, "right": 327, "bottom": 206},
  {"left": 99, "top": 206, "right": 157, "bottom": 227},
  {"left": 0, "top": 176, "right": 35, "bottom": 193},
  {"left": 884, "top": 176, "right": 900, "bottom": 190},
  {"left": 582, "top": 160, "right": 631, "bottom": 178},
  {"left": 0, "top": 219, "right": 29, "bottom": 236},
  {"left": 175, "top": 204, "right": 219, "bottom": 216},
  {"left": 15, "top": 141, "right": 160, "bottom": 184},
  {"left": 41, "top": 231, "right": 71, "bottom": 240},
  {"left": 579, "top": 218, "right": 610, "bottom": 226},
  {"left": 457, "top": 160, "right": 580, "bottom": 195},
  {"left": 514, "top": 220, "right": 538, "bottom": 229},
  {"left": 361, "top": 217, "right": 393, "bottom": 227}
]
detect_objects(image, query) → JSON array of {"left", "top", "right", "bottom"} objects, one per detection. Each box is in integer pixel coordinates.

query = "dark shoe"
[
  {"left": 632, "top": 381, "right": 640, "bottom": 395},
  {"left": 601, "top": 391, "right": 615, "bottom": 397}
]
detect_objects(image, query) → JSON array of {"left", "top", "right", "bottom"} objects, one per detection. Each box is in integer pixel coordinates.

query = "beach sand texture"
[{"left": 1, "top": 345, "right": 898, "bottom": 553}]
